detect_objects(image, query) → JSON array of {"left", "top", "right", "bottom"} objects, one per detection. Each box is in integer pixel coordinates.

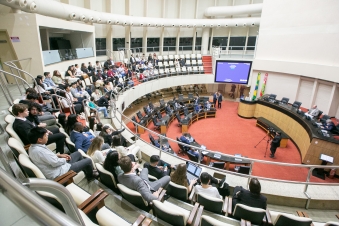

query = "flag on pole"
[
  {"left": 252, "top": 72, "right": 261, "bottom": 100},
  {"left": 260, "top": 73, "right": 268, "bottom": 96}
]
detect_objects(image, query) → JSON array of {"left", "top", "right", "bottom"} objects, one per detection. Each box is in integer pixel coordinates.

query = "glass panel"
[
  {"left": 42, "top": 50, "right": 62, "bottom": 65},
  {"left": 163, "top": 37, "right": 176, "bottom": 51},
  {"left": 195, "top": 37, "right": 202, "bottom": 50},
  {"left": 95, "top": 38, "right": 106, "bottom": 56},
  {"left": 147, "top": 38, "right": 160, "bottom": 52},
  {"left": 75, "top": 48, "right": 94, "bottom": 58},
  {"left": 113, "top": 38, "right": 125, "bottom": 51},
  {"left": 212, "top": 37, "right": 228, "bottom": 50},
  {"left": 131, "top": 38, "right": 143, "bottom": 52},
  {"left": 229, "top": 36, "right": 246, "bottom": 50},
  {"left": 179, "top": 37, "right": 193, "bottom": 51},
  {"left": 246, "top": 36, "right": 257, "bottom": 50}
]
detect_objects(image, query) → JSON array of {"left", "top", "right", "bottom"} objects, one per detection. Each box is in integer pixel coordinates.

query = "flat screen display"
[{"left": 214, "top": 60, "right": 252, "bottom": 84}]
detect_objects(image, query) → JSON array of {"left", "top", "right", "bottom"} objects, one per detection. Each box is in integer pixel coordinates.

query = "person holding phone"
[{"left": 143, "top": 155, "right": 173, "bottom": 179}]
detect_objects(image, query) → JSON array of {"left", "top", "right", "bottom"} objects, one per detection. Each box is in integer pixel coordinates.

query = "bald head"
[{"left": 74, "top": 122, "right": 84, "bottom": 132}]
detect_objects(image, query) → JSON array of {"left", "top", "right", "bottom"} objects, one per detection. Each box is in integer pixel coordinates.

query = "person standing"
[
  {"left": 213, "top": 92, "right": 217, "bottom": 108},
  {"left": 217, "top": 91, "right": 223, "bottom": 109},
  {"left": 270, "top": 131, "right": 282, "bottom": 158}
]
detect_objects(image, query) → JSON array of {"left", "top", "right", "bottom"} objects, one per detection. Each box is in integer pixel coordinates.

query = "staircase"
[{"left": 202, "top": 55, "right": 213, "bottom": 74}]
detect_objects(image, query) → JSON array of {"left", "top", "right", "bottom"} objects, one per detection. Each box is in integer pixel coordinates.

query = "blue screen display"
[{"left": 214, "top": 60, "right": 252, "bottom": 84}]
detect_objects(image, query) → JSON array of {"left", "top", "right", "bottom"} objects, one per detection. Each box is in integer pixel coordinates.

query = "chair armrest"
[
  {"left": 222, "top": 196, "right": 229, "bottom": 214},
  {"left": 241, "top": 219, "right": 251, "bottom": 226},
  {"left": 227, "top": 197, "right": 233, "bottom": 216},
  {"left": 141, "top": 217, "right": 152, "bottom": 226},
  {"left": 78, "top": 189, "right": 105, "bottom": 213},
  {"left": 264, "top": 209, "right": 273, "bottom": 225},
  {"left": 189, "top": 188, "right": 196, "bottom": 202},
  {"left": 132, "top": 214, "right": 146, "bottom": 226},
  {"left": 54, "top": 170, "right": 76, "bottom": 185},
  {"left": 192, "top": 205, "right": 204, "bottom": 226},
  {"left": 187, "top": 202, "right": 199, "bottom": 225},
  {"left": 157, "top": 188, "right": 166, "bottom": 202},
  {"left": 296, "top": 211, "right": 313, "bottom": 226},
  {"left": 81, "top": 191, "right": 108, "bottom": 214}
]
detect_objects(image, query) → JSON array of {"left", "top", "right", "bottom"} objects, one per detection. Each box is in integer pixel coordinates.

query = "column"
[{"left": 201, "top": 28, "right": 210, "bottom": 55}]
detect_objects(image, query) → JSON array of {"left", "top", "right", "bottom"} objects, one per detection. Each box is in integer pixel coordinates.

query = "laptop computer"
[{"left": 186, "top": 162, "right": 202, "bottom": 181}]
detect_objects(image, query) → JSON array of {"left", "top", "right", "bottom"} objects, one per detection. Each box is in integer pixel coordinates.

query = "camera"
[{"left": 268, "top": 127, "right": 276, "bottom": 135}]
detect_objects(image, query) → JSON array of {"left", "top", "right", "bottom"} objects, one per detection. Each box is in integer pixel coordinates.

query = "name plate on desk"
[
  {"left": 320, "top": 154, "right": 334, "bottom": 163},
  {"left": 235, "top": 154, "right": 242, "bottom": 162},
  {"left": 214, "top": 153, "right": 221, "bottom": 159}
]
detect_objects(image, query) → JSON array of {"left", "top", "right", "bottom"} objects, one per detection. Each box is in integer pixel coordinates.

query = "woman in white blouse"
[{"left": 87, "top": 136, "right": 111, "bottom": 164}]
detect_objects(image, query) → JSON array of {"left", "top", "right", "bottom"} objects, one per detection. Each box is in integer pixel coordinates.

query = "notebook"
[{"left": 186, "top": 162, "right": 202, "bottom": 181}]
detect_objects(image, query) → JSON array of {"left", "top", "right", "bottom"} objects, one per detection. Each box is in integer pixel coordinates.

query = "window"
[
  {"left": 229, "top": 37, "right": 246, "bottom": 50},
  {"left": 195, "top": 37, "right": 202, "bottom": 50},
  {"left": 131, "top": 38, "right": 142, "bottom": 51},
  {"left": 163, "top": 37, "right": 176, "bottom": 51},
  {"left": 179, "top": 37, "right": 193, "bottom": 51},
  {"left": 247, "top": 36, "right": 257, "bottom": 50},
  {"left": 112, "top": 38, "right": 125, "bottom": 51},
  {"left": 95, "top": 38, "right": 106, "bottom": 56},
  {"left": 212, "top": 37, "right": 228, "bottom": 50},
  {"left": 147, "top": 38, "right": 160, "bottom": 52}
]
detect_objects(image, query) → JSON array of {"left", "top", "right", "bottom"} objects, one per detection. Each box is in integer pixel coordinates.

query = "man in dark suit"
[
  {"left": 270, "top": 131, "right": 282, "bottom": 158},
  {"left": 143, "top": 155, "right": 172, "bottom": 179},
  {"left": 12, "top": 103, "right": 66, "bottom": 154},
  {"left": 118, "top": 156, "right": 170, "bottom": 203},
  {"left": 232, "top": 178, "right": 267, "bottom": 212},
  {"left": 213, "top": 92, "right": 217, "bottom": 107}
]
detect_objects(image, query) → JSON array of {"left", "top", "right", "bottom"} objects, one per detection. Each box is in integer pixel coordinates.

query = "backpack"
[{"left": 218, "top": 177, "right": 230, "bottom": 197}]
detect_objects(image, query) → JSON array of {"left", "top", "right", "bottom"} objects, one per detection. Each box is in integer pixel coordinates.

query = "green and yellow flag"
[
  {"left": 252, "top": 72, "right": 260, "bottom": 100},
  {"left": 260, "top": 73, "right": 268, "bottom": 96}
]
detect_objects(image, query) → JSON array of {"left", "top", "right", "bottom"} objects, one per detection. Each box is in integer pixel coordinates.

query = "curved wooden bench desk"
[{"left": 238, "top": 99, "right": 339, "bottom": 175}]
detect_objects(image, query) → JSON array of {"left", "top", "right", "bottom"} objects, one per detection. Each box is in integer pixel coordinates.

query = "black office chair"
[
  {"left": 159, "top": 99, "right": 165, "bottom": 107},
  {"left": 175, "top": 113, "right": 184, "bottom": 126},
  {"left": 136, "top": 111, "right": 143, "bottom": 121},
  {"left": 238, "top": 166, "right": 250, "bottom": 175},
  {"left": 292, "top": 101, "right": 302, "bottom": 110},
  {"left": 131, "top": 116, "right": 139, "bottom": 127},
  {"left": 183, "top": 107, "right": 189, "bottom": 116},
  {"left": 143, "top": 106, "right": 149, "bottom": 115},
  {"left": 178, "top": 94, "right": 184, "bottom": 102},
  {"left": 188, "top": 93, "right": 193, "bottom": 100},
  {"left": 177, "top": 137, "right": 186, "bottom": 155},
  {"left": 187, "top": 151, "right": 199, "bottom": 163},
  {"left": 156, "top": 111, "right": 163, "bottom": 120},
  {"left": 269, "top": 94, "right": 277, "bottom": 100},
  {"left": 149, "top": 133, "right": 157, "bottom": 146},
  {"left": 281, "top": 97, "right": 289, "bottom": 104},
  {"left": 152, "top": 116, "right": 161, "bottom": 130},
  {"left": 320, "top": 114, "right": 330, "bottom": 124},
  {"left": 149, "top": 102, "right": 155, "bottom": 111},
  {"left": 209, "top": 162, "right": 225, "bottom": 169},
  {"left": 314, "top": 110, "right": 323, "bottom": 120}
]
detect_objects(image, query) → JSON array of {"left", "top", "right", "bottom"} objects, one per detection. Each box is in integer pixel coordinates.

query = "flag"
[
  {"left": 252, "top": 72, "right": 260, "bottom": 100},
  {"left": 260, "top": 73, "right": 268, "bottom": 96}
]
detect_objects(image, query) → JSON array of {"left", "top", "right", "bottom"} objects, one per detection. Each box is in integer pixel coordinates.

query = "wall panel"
[
  {"left": 165, "top": 0, "right": 179, "bottom": 19},
  {"left": 296, "top": 79, "right": 314, "bottom": 108},
  {"left": 130, "top": 0, "right": 144, "bottom": 17},
  {"left": 147, "top": 0, "right": 162, "bottom": 18},
  {"left": 314, "top": 82, "right": 332, "bottom": 114},
  {"left": 181, "top": 0, "right": 196, "bottom": 19}
]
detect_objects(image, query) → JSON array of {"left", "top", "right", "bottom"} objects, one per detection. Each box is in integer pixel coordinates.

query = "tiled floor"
[{"left": 1, "top": 84, "right": 339, "bottom": 225}]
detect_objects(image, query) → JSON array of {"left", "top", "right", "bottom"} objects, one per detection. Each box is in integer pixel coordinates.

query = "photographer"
[{"left": 270, "top": 131, "right": 282, "bottom": 158}]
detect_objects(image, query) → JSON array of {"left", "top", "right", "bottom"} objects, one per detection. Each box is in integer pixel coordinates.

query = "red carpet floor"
[{"left": 127, "top": 100, "right": 339, "bottom": 183}]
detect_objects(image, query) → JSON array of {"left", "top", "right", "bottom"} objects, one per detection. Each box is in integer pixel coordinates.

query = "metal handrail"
[
  {"left": 52, "top": 92, "right": 76, "bottom": 115},
  {"left": 0, "top": 168, "right": 81, "bottom": 225},
  {"left": 4, "top": 58, "right": 32, "bottom": 95}
]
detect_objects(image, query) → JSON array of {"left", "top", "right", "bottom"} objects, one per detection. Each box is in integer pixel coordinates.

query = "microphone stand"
[{"left": 254, "top": 131, "right": 271, "bottom": 157}]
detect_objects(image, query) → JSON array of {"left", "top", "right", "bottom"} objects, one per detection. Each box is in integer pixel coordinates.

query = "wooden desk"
[
  {"left": 181, "top": 110, "right": 216, "bottom": 133},
  {"left": 204, "top": 152, "right": 251, "bottom": 170},
  {"left": 238, "top": 99, "right": 339, "bottom": 175}
]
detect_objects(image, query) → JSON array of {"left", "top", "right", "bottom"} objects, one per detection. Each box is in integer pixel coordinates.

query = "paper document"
[
  {"left": 214, "top": 154, "right": 221, "bottom": 159},
  {"left": 235, "top": 154, "right": 242, "bottom": 161}
]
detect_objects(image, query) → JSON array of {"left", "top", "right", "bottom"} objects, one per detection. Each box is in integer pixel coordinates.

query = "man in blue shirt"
[{"left": 70, "top": 122, "right": 95, "bottom": 152}]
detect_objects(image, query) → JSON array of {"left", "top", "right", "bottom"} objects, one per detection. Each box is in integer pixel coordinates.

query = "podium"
[{"left": 316, "top": 154, "right": 334, "bottom": 179}]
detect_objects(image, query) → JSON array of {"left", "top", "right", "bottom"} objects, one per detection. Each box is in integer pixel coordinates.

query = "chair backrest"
[
  {"left": 149, "top": 134, "right": 156, "bottom": 145},
  {"left": 143, "top": 106, "right": 148, "bottom": 115},
  {"left": 175, "top": 113, "right": 181, "bottom": 121},
  {"left": 274, "top": 213, "right": 312, "bottom": 226},
  {"left": 19, "top": 154, "right": 46, "bottom": 179},
  {"left": 178, "top": 94, "right": 184, "bottom": 101},
  {"left": 184, "top": 107, "right": 189, "bottom": 116},
  {"left": 96, "top": 206, "right": 132, "bottom": 226},
  {"left": 152, "top": 200, "right": 186, "bottom": 226},
  {"left": 269, "top": 94, "right": 277, "bottom": 100},
  {"left": 188, "top": 93, "right": 193, "bottom": 99},
  {"left": 197, "top": 193, "right": 223, "bottom": 214},
  {"left": 187, "top": 151, "right": 199, "bottom": 163},
  {"left": 6, "top": 123, "right": 24, "bottom": 146},
  {"left": 292, "top": 101, "right": 302, "bottom": 109},
  {"left": 156, "top": 111, "right": 162, "bottom": 119},
  {"left": 8, "top": 137, "right": 28, "bottom": 157},
  {"left": 95, "top": 163, "right": 117, "bottom": 189},
  {"left": 281, "top": 97, "right": 289, "bottom": 104},
  {"left": 149, "top": 102, "right": 154, "bottom": 110},
  {"left": 167, "top": 181, "right": 188, "bottom": 201},
  {"left": 211, "top": 162, "right": 225, "bottom": 169},
  {"left": 137, "top": 111, "right": 143, "bottom": 121},
  {"left": 238, "top": 166, "right": 250, "bottom": 175},
  {"left": 200, "top": 215, "right": 233, "bottom": 226},
  {"left": 159, "top": 99, "right": 165, "bottom": 106},
  {"left": 131, "top": 116, "right": 138, "bottom": 124},
  {"left": 177, "top": 137, "right": 185, "bottom": 151},
  {"left": 233, "top": 204, "right": 266, "bottom": 225},
  {"left": 117, "top": 184, "right": 149, "bottom": 211},
  {"left": 5, "top": 114, "right": 15, "bottom": 124}
]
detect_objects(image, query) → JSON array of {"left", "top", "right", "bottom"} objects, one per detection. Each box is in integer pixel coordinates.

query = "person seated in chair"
[
  {"left": 28, "top": 127, "right": 96, "bottom": 180},
  {"left": 321, "top": 119, "right": 336, "bottom": 132},
  {"left": 12, "top": 103, "right": 66, "bottom": 154},
  {"left": 118, "top": 156, "right": 170, "bottom": 203},
  {"left": 143, "top": 155, "right": 173, "bottom": 179},
  {"left": 304, "top": 104, "right": 320, "bottom": 120},
  {"left": 194, "top": 104, "right": 202, "bottom": 114},
  {"left": 165, "top": 104, "right": 174, "bottom": 116},
  {"left": 232, "top": 178, "right": 267, "bottom": 211},
  {"left": 187, "top": 149, "right": 204, "bottom": 162},
  {"left": 194, "top": 172, "right": 222, "bottom": 199}
]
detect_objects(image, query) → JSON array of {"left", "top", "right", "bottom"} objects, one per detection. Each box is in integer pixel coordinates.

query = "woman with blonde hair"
[
  {"left": 170, "top": 163, "right": 197, "bottom": 193},
  {"left": 87, "top": 136, "right": 110, "bottom": 164}
]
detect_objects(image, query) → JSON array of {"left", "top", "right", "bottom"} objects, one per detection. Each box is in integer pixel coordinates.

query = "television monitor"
[{"left": 214, "top": 60, "right": 252, "bottom": 84}]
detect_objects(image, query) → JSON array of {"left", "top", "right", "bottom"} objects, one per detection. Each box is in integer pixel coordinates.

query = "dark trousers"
[
  {"left": 47, "top": 127, "right": 66, "bottom": 154},
  {"left": 218, "top": 101, "right": 221, "bottom": 108},
  {"left": 270, "top": 146, "right": 278, "bottom": 156},
  {"left": 69, "top": 151, "right": 93, "bottom": 179}
]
